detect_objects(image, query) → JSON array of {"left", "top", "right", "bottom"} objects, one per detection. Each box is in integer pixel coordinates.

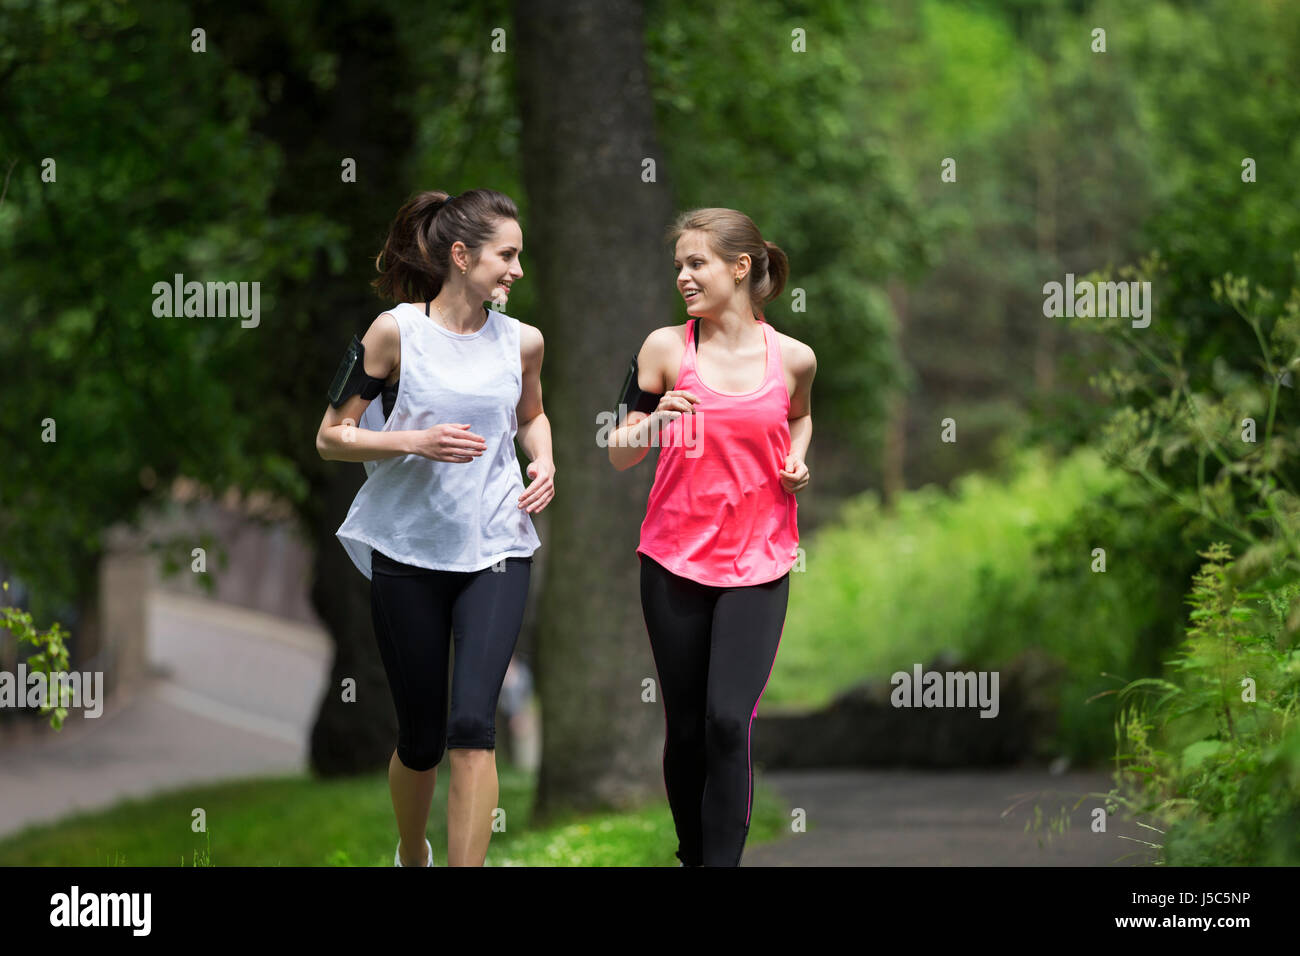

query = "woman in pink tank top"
[{"left": 608, "top": 207, "right": 817, "bottom": 866}]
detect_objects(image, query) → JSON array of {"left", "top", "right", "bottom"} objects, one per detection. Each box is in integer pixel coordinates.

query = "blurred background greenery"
[{"left": 2, "top": 0, "right": 1299, "bottom": 864}]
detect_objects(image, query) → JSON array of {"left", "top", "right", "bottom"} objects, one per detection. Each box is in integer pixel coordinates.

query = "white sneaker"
[{"left": 394, "top": 837, "right": 434, "bottom": 867}]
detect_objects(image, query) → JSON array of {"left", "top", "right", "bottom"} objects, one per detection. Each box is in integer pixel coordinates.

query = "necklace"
[{"left": 426, "top": 296, "right": 486, "bottom": 334}]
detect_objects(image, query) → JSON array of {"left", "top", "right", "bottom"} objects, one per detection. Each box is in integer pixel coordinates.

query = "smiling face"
[
  {"left": 459, "top": 217, "right": 523, "bottom": 307},
  {"left": 673, "top": 229, "right": 749, "bottom": 318}
]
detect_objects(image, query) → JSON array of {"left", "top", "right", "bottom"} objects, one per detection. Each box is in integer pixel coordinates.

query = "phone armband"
[
  {"left": 616, "top": 354, "right": 662, "bottom": 423},
  {"left": 327, "top": 334, "right": 387, "bottom": 408}
]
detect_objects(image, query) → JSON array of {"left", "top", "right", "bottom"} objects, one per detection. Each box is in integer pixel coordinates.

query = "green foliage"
[
  {"left": 1050, "top": 0, "right": 1300, "bottom": 454},
  {"left": 0, "top": 580, "right": 72, "bottom": 730},
  {"left": 964, "top": 472, "right": 1206, "bottom": 761},
  {"left": 0, "top": 0, "right": 334, "bottom": 615},
  {"left": 1019, "top": 0, "right": 1300, "bottom": 862},
  {"left": 882, "top": 0, "right": 1162, "bottom": 484},
  {"left": 772, "top": 444, "right": 1160, "bottom": 755},
  {"left": 182, "top": 828, "right": 212, "bottom": 867},
  {"left": 1067, "top": 255, "right": 1300, "bottom": 860},
  {"left": 646, "top": 0, "right": 938, "bottom": 456},
  {"left": 1109, "top": 544, "right": 1300, "bottom": 865}
]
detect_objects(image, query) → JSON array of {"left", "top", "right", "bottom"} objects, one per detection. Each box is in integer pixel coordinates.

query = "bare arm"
[
  {"left": 778, "top": 339, "right": 817, "bottom": 493},
  {"left": 315, "top": 312, "right": 487, "bottom": 464},
  {"left": 315, "top": 312, "right": 407, "bottom": 461},
  {"left": 514, "top": 323, "right": 555, "bottom": 513},
  {"left": 608, "top": 328, "right": 699, "bottom": 471}
]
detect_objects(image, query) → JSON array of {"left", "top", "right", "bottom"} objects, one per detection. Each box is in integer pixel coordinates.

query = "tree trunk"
[
  {"left": 193, "top": 0, "right": 419, "bottom": 774},
  {"left": 307, "top": 465, "right": 396, "bottom": 773},
  {"left": 514, "top": 0, "right": 675, "bottom": 819}
]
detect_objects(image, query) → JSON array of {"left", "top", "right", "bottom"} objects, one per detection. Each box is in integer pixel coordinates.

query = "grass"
[
  {"left": 0, "top": 764, "right": 792, "bottom": 866},
  {"left": 768, "top": 443, "right": 1125, "bottom": 710}
]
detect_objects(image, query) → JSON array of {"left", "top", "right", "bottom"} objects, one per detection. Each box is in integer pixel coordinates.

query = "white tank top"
[{"left": 335, "top": 301, "right": 541, "bottom": 579}]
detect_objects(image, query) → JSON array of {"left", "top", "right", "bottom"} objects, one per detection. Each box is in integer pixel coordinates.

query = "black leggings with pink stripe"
[{"left": 638, "top": 553, "right": 790, "bottom": 867}]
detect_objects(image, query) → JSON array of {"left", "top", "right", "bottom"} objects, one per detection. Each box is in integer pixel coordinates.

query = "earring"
[{"left": 735, "top": 275, "right": 743, "bottom": 284}]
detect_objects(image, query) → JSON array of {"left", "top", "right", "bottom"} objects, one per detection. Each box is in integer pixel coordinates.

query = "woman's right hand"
[
  {"left": 651, "top": 390, "right": 700, "bottom": 427},
  {"left": 410, "top": 423, "right": 487, "bottom": 463}
]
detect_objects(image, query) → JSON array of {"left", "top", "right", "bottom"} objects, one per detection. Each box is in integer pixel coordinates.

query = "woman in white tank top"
[{"left": 316, "top": 188, "right": 554, "bottom": 867}]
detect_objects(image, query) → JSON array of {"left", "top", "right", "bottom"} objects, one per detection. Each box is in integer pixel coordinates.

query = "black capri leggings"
[
  {"left": 369, "top": 549, "right": 532, "bottom": 772},
  {"left": 638, "top": 553, "right": 790, "bottom": 867}
]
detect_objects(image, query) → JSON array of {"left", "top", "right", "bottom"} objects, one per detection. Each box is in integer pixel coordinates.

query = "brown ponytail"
[
  {"left": 372, "top": 188, "right": 519, "bottom": 303},
  {"left": 665, "top": 208, "right": 790, "bottom": 310},
  {"left": 762, "top": 239, "right": 789, "bottom": 304}
]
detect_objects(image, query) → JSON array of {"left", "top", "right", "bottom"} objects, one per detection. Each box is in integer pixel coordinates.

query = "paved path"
[
  {"left": 744, "top": 767, "right": 1158, "bottom": 866},
  {"left": 2, "top": 591, "right": 1155, "bottom": 866},
  {"left": 0, "top": 591, "right": 332, "bottom": 843}
]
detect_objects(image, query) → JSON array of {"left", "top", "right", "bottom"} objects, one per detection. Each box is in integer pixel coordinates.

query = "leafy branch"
[{"left": 0, "top": 580, "right": 73, "bottom": 730}]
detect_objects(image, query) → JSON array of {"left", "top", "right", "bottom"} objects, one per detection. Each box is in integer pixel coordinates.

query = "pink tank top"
[{"left": 637, "top": 317, "right": 799, "bottom": 586}]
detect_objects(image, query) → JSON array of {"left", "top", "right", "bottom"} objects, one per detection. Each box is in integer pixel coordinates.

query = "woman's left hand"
[
  {"left": 778, "top": 454, "right": 809, "bottom": 494},
  {"left": 518, "top": 458, "right": 555, "bottom": 513}
]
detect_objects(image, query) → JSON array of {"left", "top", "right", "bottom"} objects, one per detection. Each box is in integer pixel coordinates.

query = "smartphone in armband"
[{"left": 617, "top": 354, "right": 662, "bottom": 425}]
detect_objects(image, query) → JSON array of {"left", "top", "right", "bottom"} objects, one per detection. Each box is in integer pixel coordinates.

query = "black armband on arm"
[
  {"left": 616, "top": 354, "right": 662, "bottom": 424},
  {"left": 327, "top": 334, "right": 387, "bottom": 409}
]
